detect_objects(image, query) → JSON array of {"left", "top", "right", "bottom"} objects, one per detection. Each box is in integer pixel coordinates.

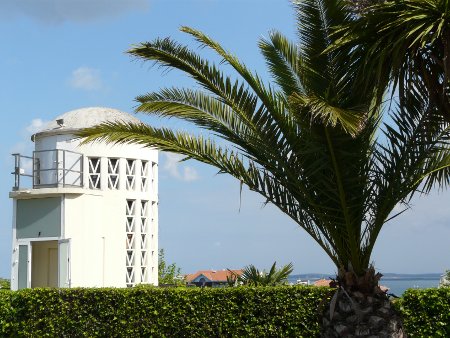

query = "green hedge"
[
  {"left": 0, "top": 286, "right": 331, "bottom": 337},
  {"left": 2, "top": 287, "right": 450, "bottom": 337},
  {"left": 0, "top": 291, "right": 13, "bottom": 337},
  {"left": 396, "top": 288, "right": 450, "bottom": 337}
]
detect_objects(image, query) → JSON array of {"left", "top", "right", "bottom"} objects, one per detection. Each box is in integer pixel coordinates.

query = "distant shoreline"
[
  {"left": 289, "top": 273, "right": 442, "bottom": 295},
  {"left": 289, "top": 273, "right": 442, "bottom": 282}
]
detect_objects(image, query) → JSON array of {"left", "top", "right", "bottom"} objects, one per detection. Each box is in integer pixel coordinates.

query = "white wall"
[
  {"left": 12, "top": 131, "right": 159, "bottom": 289},
  {"left": 64, "top": 194, "right": 106, "bottom": 287}
]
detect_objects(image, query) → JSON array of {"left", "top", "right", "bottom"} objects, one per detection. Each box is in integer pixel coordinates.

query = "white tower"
[{"left": 10, "top": 107, "right": 158, "bottom": 290}]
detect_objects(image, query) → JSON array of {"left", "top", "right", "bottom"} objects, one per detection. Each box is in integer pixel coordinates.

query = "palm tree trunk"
[{"left": 320, "top": 268, "right": 406, "bottom": 337}]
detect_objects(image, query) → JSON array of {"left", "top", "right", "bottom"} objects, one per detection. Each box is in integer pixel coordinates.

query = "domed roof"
[{"left": 33, "top": 107, "right": 141, "bottom": 140}]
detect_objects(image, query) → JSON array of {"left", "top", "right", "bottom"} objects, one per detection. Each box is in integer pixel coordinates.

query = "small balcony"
[{"left": 12, "top": 149, "right": 84, "bottom": 191}]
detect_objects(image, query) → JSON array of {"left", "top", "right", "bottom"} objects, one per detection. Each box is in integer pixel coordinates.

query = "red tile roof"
[
  {"left": 186, "top": 269, "right": 243, "bottom": 283},
  {"left": 313, "top": 279, "right": 333, "bottom": 287}
]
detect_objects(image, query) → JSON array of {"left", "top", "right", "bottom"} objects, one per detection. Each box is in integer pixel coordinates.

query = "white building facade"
[{"left": 10, "top": 107, "right": 158, "bottom": 290}]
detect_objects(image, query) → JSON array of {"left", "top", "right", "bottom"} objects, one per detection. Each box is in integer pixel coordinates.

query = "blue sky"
[{"left": 0, "top": 0, "right": 449, "bottom": 279}]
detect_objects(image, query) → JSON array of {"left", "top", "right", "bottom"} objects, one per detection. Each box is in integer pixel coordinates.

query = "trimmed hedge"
[
  {"left": 2, "top": 287, "right": 450, "bottom": 337},
  {"left": 0, "top": 286, "right": 331, "bottom": 337},
  {"left": 396, "top": 288, "right": 450, "bottom": 337},
  {"left": 0, "top": 291, "right": 13, "bottom": 337}
]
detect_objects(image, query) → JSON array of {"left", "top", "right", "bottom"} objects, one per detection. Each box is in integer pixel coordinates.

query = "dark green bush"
[
  {"left": 0, "top": 286, "right": 331, "bottom": 337},
  {"left": 0, "top": 290, "right": 14, "bottom": 337},
  {"left": 396, "top": 288, "right": 450, "bottom": 337},
  {"left": 2, "top": 287, "right": 448, "bottom": 337},
  {"left": 0, "top": 279, "right": 10, "bottom": 290}
]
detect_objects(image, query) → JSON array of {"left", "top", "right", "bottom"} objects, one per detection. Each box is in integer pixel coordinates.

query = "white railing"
[{"left": 12, "top": 149, "right": 84, "bottom": 190}]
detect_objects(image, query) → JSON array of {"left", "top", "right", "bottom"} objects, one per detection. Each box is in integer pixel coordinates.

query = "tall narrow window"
[
  {"left": 151, "top": 201, "right": 157, "bottom": 223},
  {"left": 140, "top": 200, "right": 148, "bottom": 283},
  {"left": 141, "top": 161, "right": 148, "bottom": 192},
  {"left": 88, "top": 157, "right": 101, "bottom": 189},
  {"left": 107, "top": 158, "right": 119, "bottom": 190},
  {"left": 141, "top": 266, "right": 147, "bottom": 283},
  {"left": 150, "top": 201, "right": 157, "bottom": 283},
  {"left": 126, "top": 159, "right": 136, "bottom": 190},
  {"left": 125, "top": 199, "right": 136, "bottom": 287},
  {"left": 126, "top": 200, "right": 135, "bottom": 234},
  {"left": 141, "top": 200, "right": 148, "bottom": 234},
  {"left": 151, "top": 162, "right": 157, "bottom": 192}
]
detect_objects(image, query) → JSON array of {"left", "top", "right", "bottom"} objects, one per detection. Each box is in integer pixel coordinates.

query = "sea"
[{"left": 289, "top": 273, "right": 442, "bottom": 296}]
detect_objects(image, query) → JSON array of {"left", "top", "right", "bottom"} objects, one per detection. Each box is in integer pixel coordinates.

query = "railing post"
[
  {"left": 34, "top": 151, "right": 40, "bottom": 188},
  {"left": 32, "top": 151, "right": 35, "bottom": 188},
  {"left": 81, "top": 154, "right": 84, "bottom": 188},
  {"left": 62, "top": 150, "right": 66, "bottom": 187},
  {"left": 12, "top": 153, "right": 20, "bottom": 191},
  {"left": 55, "top": 149, "right": 59, "bottom": 187},
  {"left": 17, "top": 154, "right": 21, "bottom": 190}
]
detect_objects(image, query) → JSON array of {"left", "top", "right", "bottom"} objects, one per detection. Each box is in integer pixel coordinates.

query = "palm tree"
[
  {"left": 228, "top": 262, "right": 294, "bottom": 287},
  {"left": 79, "top": 0, "right": 450, "bottom": 335},
  {"left": 333, "top": 0, "right": 450, "bottom": 123}
]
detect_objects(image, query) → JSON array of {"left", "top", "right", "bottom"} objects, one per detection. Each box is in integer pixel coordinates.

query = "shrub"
[
  {"left": 396, "top": 288, "right": 450, "bottom": 337},
  {"left": 0, "top": 286, "right": 331, "bottom": 337},
  {"left": 0, "top": 290, "right": 14, "bottom": 337},
  {"left": 2, "top": 286, "right": 449, "bottom": 336},
  {"left": 0, "top": 279, "right": 10, "bottom": 290}
]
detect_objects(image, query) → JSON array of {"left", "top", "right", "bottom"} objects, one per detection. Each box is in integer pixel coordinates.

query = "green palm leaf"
[
  {"left": 239, "top": 262, "right": 294, "bottom": 286},
  {"left": 79, "top": 0, "right": 450, "bottom": 282},
  {"left": 332, "top": 0, "right": 450, "bottom": 122}
]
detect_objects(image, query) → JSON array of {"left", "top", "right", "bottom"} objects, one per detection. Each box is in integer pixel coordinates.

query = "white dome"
[{"left": 33, "top": 107, "right": 141, "bottom": 140}]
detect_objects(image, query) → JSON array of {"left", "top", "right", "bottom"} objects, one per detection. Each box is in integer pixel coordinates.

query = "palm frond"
[
  {"left": 239, "top": 262, "right": 293, "bottom": 286},
  {"left": 77, "top": 122, "right": 250, "bottom": 180},
  {"left": 129, "top": 35, "right": 300, "bottom": 174},
  {"left": 290, "top": 92, "right": 366, "bottom": 136},
  {"left": 179, "top": 26, "right": 302, "bottom": 155},
  {"left": 129, "top": 37, "right": 263, "bottom": 123},
  {"left": 362, "top": 97, "right": 450, "bottom": 262},
  {"left": 180, "top": 26, "right": 284, "bottom": 116},
  {"left": 80, "top": 0, "right": 450, "bottom": 280},
  {"left": 332, "top": 0, "right": 450, "bottom": 121},
  {"left": 258, "top": 31, "right": 303, "bottom": 97}
]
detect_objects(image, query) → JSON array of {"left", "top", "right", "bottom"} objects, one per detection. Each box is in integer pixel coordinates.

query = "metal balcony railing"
[{"left": 12, "top": 149, "right": 84, "bottom": 191}]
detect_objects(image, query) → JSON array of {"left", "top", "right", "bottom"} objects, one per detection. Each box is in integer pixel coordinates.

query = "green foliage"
[
  {"left": 158, "top": 249, "right": 184, "bottom": 286},
  {"left": 2, "top": 287, "right": 450, "bottom": 336},
  {"left": 0, "top": 291, "right": 14, "bottom": 337},
  {"left": 231, "top": 262, "right": 294, "bottom": 286},
  {"left": 439, "top": 269, "right": 450, "bottom": 287},
  {"left": 334, "top": 0, "right": 450, "bottom": 123},
  {"left": 77, "top": 0, "right": 450, "bottom": 280},
  {"left": 0, "top": 287, "right": 331, "bottom": 337},
  {"left": 0, "top": 278, "right": 10, "bottom": 290},
  {"left": 396, "top": 288, "right": 450, "bottom": 337}
]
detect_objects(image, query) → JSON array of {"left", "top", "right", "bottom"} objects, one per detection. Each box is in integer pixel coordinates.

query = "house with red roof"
[{"left": 186, "top": 269, "right": 243, "bottom": 287}]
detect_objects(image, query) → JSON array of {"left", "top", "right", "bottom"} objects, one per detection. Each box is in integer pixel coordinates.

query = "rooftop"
[
  {"left": 32, "top": 107, "right": 141, "bottom": 140},
  {"left": 186, "top": 269, "right": 243, "bottom": 283}
]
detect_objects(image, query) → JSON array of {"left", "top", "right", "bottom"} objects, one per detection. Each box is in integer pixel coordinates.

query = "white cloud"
[
  {"left": 25, "top": 118, "right": 46, "bottom": 134},
  {"left": 182, "top": 166, "right": 199, "bottom": 182},
  {"left": 162, "top": 153, "right": 199, "bottom": 182},
  {"left": 10, "top": 142, "right": 27, "bottom": 155},
  {"left": 0, "top": 0, "right": 149, "bottom": 24},
  {"left": 12, "top": 118, "right": 48, "bottom": 154},
  {"left": 10, "top": 118, "right": 50, "bottom": 175},
  {"left": 68, "top": 67, "right": 103, "bottom": 91}
]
